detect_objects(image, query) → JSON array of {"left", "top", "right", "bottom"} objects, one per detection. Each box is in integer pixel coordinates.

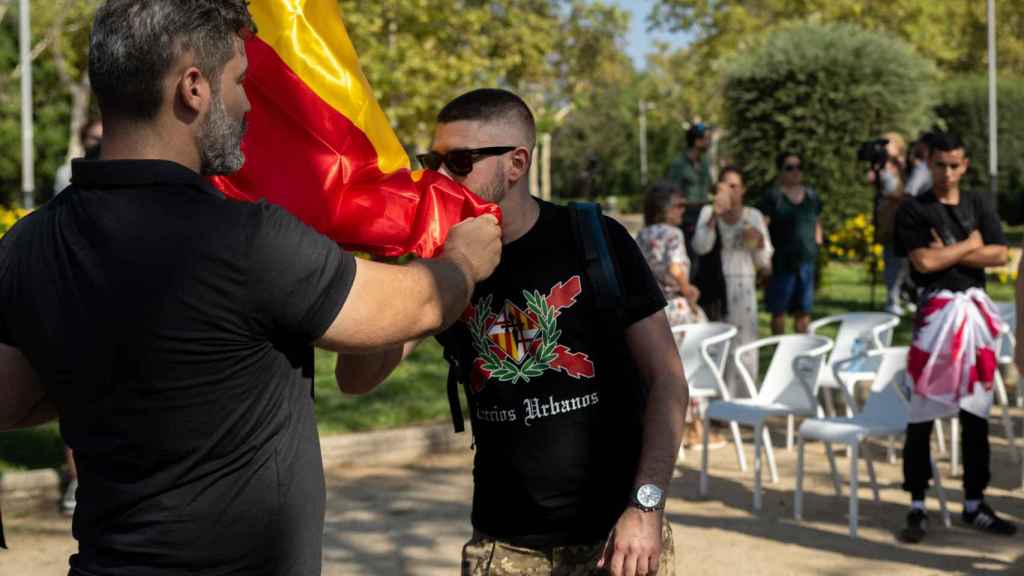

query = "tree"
[
  {"left": 0, "top": 0, "right": 99, "bottom": 206},
  {"left": 720, "top": 22, "right": 935, "bottom": 230},
  {"left": 651, "top": 0, "right": 1024, "bottom": 76}
]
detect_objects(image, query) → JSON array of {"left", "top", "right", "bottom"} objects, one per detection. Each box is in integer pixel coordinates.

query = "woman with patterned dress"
[
  {"left": 636, "top": 182, "right": 709, "bottom": 447},
  {"left": 636, "top": 183, "right": 704, "bottom": 327},
  {"left": 692, "top": 167, "right": 774, "bottom": 398}
]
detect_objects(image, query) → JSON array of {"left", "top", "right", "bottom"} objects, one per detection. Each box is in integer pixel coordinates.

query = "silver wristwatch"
[{"left": 631, "top": 483, "right": 664, "bottom": 512}]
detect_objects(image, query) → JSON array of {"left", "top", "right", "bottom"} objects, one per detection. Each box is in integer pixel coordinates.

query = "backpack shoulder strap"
[{"left": 569, "top": 202, "right": 624, "bottom": 315}]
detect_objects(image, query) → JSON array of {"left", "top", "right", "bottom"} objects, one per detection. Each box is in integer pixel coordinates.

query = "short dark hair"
[
  {"left": 776, "top": 151, "right": 802, "bottom": 171},
  {"left": 437, "top": 89, "right": 536, "bottom": 149},
  {"left": 928, "top": 131, "right": 966, "bottom": 156},
  {"left": 718, "top": 165, "right": 744, "bottom": 184},
  {"left": 686, "top": 122, "right": 709, "bottom": 148},
  {"left": 643, "top": 181, "right": 683, "bottom": 227},
  {"left": 89, "top": 0, "right": 254, "bottom": 121}
]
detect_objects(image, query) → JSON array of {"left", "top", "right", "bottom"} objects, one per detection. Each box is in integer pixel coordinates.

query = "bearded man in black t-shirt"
[
  {"left": 0, "top": 2, "right": 502, "bottom": 573},
  {"left": 339, "top": 89, "right": 688, "bottom": 576},
  {"left": 893, "top": 132, "right": 1016, "bottom": 543}
]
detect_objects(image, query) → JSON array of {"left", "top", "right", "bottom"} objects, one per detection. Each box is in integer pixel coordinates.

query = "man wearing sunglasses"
[{"left": 339, "top": 88, "right": 687, "bottom": 576}]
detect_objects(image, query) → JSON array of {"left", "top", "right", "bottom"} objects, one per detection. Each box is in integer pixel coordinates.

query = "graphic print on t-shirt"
[{"left": 464, "top": 275, "right": 596, "bottom": 390}]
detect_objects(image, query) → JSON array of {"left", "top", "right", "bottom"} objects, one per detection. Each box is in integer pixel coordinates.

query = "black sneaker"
[
  {"left": 898, "top": 509, "right": 928, "bottom": 543},
  {"left": 962, "top": 503, "right": 1017, "bottom": 536}
]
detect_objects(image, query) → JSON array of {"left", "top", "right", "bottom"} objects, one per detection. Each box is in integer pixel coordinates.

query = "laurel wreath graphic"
[{"left": 467, "top": 290, "right": 561, "bottom": 384}]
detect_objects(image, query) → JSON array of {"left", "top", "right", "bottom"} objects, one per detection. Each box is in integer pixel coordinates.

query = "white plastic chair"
[
  {"left": 671, "top": 323, "right": 745, "bottom": 468},
  {"left": 996, "top": 302, "right": 1024, "bottom": 491},
  {"left": 944, "top": 302, "right": 1020, "bottom": 477},
  {"left": 807, "top": 313, "right": 900, "bottom": 461},
  {"left": 795, "top": 347, "right": 952, "bottom": 538},
  {"left": 700, "top": 334, "right": 833, "bottom": 512}
]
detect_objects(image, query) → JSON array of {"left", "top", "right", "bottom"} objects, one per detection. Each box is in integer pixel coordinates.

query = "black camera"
[{"left": 857, "top": 138, "right": 889, "bottom": 169}]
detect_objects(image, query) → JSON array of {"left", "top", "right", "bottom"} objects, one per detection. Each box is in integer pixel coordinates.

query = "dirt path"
[{"left": 3, "top": 420, "right": 1023, "bottom": 575}]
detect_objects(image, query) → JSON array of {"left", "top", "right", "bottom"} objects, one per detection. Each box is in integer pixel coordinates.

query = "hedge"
[{"left": 720, "top": 22, "right": 936, "bottom": 232}]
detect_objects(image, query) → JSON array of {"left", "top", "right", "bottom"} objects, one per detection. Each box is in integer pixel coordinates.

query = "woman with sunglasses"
[{"left": 759, "top": 151, "right": 823, "bottom": 335}]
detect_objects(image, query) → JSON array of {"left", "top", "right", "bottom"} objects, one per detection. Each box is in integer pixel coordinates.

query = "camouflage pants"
[{"left": 461, "top": 522, "right": 674, "bottom": 576}]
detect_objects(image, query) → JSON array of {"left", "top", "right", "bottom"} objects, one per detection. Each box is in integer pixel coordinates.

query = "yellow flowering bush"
[
  {"left": 0, "top": 206, "right": 30, "bottom": 236},
  {"left": 826, "top": 213, "right": 884, "bottom": 275}
]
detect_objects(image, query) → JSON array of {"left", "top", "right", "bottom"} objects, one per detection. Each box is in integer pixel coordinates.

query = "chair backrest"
[
  {"left": 859, "top": 347, "right": 911, "bottom": 428},
  {"left": 810, "top": 313, "right": 899, "bottom": 380},
  {"left": 758, "top": 335, "right": 833, "bottom": 412},
  {"left": 988, "top": 302, "right": 1016, "bottom": 362},
  {"left": 671, "top": 323, "right": 737, "bottom": 396}
]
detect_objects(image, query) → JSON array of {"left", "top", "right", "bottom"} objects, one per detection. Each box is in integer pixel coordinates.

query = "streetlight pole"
[
  {"left": 19, "top": 0, "right": 35, "bottom": 209},
  {"left": 639, "top": 100, "right": 649, "bottom": 187},
  {"left": 987, "top": 0, "right": 998, "bottom": 208}
]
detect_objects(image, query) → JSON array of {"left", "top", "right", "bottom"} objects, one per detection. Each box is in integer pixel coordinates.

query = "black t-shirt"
[
  {"left": 437, "top": 199, "right": 666, "bottom": 547},
  {"left": 0, "top": 160, "right": 356, "bottom": 575},
  {"left": 894, "top": 188, "right": 1007, "bottom": 294}
]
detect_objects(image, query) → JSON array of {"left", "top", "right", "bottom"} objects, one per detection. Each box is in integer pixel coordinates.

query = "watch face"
[{"left": 637, "top": 484, "right": 663, "bottom": 508}]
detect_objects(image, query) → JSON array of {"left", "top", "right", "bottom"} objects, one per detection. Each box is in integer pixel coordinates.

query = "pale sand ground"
[{"left": 3, "top": 416, "right": 1022, "bottom": 575}]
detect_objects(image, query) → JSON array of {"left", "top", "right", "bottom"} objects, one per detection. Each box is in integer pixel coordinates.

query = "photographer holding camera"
[{"left": 861, "top": 132, "right": 910, "bottom": 315}]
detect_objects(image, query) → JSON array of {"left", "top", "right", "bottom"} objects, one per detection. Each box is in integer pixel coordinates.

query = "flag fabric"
[
  {"left": 211, "top": 0, "right": 500, "bottom": 258},
  {"left": 906, "top": 288, "right": 1001, "bottom": 421}
]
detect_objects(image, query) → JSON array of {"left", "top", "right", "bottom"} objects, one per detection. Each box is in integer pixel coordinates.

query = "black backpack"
[{"left": 445, "top": 202, "right": 625, "bottom": 433}]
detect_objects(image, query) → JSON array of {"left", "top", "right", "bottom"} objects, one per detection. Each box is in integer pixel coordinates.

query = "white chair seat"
[
  {"left": 707, "top": 399, "right": 815, "bottom": 426},
  {"left": 799, "top": 417, "right": 905, "bottom": 444}
]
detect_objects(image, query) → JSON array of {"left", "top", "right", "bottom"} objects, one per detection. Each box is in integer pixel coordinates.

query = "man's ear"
[
  {"left": 177, "top": 67, "right": 208, "bottom": 116},
  {"left": 507, "top": 146, "right": 532, "bottom": 184}
]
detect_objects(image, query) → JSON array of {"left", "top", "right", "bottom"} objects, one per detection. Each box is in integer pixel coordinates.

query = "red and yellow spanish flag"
[{"left": 211, "top": 0, "right": 500, "bottom": 258}]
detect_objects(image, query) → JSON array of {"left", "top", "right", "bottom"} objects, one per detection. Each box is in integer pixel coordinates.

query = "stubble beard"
[{"left": 198, "top": 93, "right": 247, "bottom": 177}]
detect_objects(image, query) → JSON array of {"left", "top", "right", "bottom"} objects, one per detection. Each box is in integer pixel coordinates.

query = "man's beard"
[
  {"left": 475, "top": 163, "right": 507, "bottom": 204},
  {"left": 198, "top": 94, "right": 246, "bottom": 176}
]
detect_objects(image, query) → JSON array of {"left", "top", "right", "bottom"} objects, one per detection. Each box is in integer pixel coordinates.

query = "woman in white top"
[{"left": 692, "top": 167, "right": 774, "bottom": 397}]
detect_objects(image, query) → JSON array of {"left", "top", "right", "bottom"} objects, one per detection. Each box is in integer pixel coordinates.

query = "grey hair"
[{"left": 89, "top": 0, "right": 255, "bottom": 121}]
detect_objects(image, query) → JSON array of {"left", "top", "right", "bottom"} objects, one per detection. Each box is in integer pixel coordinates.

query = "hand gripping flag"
[{"left": 211, "top": 0, "right": 500, "bottom": 258}]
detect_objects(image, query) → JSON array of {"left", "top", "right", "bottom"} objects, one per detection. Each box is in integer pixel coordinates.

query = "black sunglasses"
[
  {"left": 417, "top": 146, "right": 517, "bottom": 176},
  {"left": 783, "top": 163, "right": 802, "bottom": 172}
]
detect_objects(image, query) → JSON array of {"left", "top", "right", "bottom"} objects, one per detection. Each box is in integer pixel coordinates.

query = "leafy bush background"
[
  {"left": 934, "top": 76, "right": 1024, "bottom": 225},
  {"left": 720, "top": 22, "right": 936, "bottom": 232}
]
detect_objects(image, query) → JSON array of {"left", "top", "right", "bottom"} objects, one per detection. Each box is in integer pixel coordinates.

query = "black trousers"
[{"left": 902, "top": 409, "right": 991, "bottom": 501}]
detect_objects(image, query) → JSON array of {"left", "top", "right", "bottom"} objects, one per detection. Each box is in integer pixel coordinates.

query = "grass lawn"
[{"left": 0, "top": 264, "right": 1016, "bottom": 473}]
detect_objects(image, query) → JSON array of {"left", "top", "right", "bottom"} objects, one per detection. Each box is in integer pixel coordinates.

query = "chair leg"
[
  {"left": 931, "top": 459, "right": 952, "bottom": 528},
  {"left": 700, "top": 412, "right": 711, "bottom": 497},
  {"left": 823, "top": 388, "right": 837, "bottom": 418},
  {"left": 753, "top": 423, "right": 764, "bottom": 512},
  {"left": 887, "top": 435, "right": 897, "bottom": 464},
  {"left": 995, "top": 373, "right": 1020, "bottom": 462},
  {"left": 764, "top": 427, "right": 780, "bottom": 484},
  {"left": 795, "top": 434, "right": 805, "bottom": 521},
  {"left": 787, "top": 415, "right": 795, "bottom": 452},
  {"left": 824, "top": 442, "right": 842, "bottom": 497},
  {"left": 849, "top": 442, "right": 859, "bottom": 539},
  {"left": 729, "top": 421, "right": 747, "bottom": 472},
  {"left": 935, "top": 419, "right": 947, "bottom": 457},
  {"left": 951, "top": 417, "right": 961, "bottom": 477},
  {"left": 865, "top": 444, "right": 880, "bottom": 504}
]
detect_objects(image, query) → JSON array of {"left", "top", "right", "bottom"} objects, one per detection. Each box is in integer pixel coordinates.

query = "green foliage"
[
  {"left": 0, "top": 0, "right": 99, "bottom": 206},
  {"left": 933, "top": 76, "right": 1024, "bottom": 224},
  {"left": 652, "top": 0, "right": 1024, "bottom": 78},
  {"left": 720, "top": 22, "right": 935, "bottom": 231}
]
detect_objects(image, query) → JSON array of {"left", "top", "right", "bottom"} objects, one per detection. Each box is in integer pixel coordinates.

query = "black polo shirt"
[{"left": 0, "top": 160, "right": 356, "bottom": 575}]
